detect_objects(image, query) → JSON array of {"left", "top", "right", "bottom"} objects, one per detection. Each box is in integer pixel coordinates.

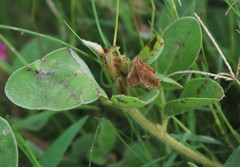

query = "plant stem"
[
  {"left": 172, "top": 116, "right": 190, "bottom": 133},
  {"left": 168, "top": 0, "right": 179, "bottom": 20},
  {"left": 215, "top": 103, "right": 240, "bottom": 143},
  {"left": 225, "top": 0, "right": 240, "bottom": 19},
  {"left": 91, "top": 0, "right": 109, "bottom": 47},
  {"left": 123, "top": 108, "right": 223, "bottom": 167},
  {"left": 7, "top": 117, "right": 41, "bottom": 167},
  {"left": 0, "top": 24, "right": 89, "bottom": 58},
  {"left": 210, "top": 104, "right": 235, "bottom": 149},
  {"left": 150, "top": 0, "right": 156, "bottom": 37},
  {"left": 127, "top": 0, "right": 144, "bottom": 48},
  {"left": 70, "top": 0, "right": 77, "bottom": 46},
  {"left": 113, "top": 0, "right": 121, "bottom": 57},
  {"left": 113, "top": 0, "right": 119, "bottom": 46},
  {"left": 0, "top": 34, "right": 28, "bottom": 66}
]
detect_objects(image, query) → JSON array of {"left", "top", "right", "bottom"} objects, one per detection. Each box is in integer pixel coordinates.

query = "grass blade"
[{"left": 39, "top": 116, "right": 88, "bottom": 167}]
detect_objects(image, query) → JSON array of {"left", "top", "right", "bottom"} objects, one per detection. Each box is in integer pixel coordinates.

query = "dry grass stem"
[
  {"left": 194, "top": 13, "right": 236, "bottom": 78},
  {"left": 225, "top": 0, "right": 237, "bottom": 15},
  {"left": 168, "top": 70, "right": 234, "bottom": 81}
]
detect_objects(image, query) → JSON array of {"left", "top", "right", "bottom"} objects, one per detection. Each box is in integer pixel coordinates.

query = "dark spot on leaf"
[
  {"left": 148, "top": 36, "right": 157, "bottom": 50},
  {"left": 69, "top": 92, "right": 76, "bottom": 98},
  {"left": 3, "top": 128, "right": 10, "bottom": 135},
  {"left": 62, "top": 82, "right": 69, "bottom": 89},
  {"left": 160, "top": 41, "right": 164, "bottom": 47},
  {"left": 175, "top": 55, "right": 181, "bottom": 61},
  {"left": 67, "top": 48, "right": 72, "bottom": 54},
  {"left": 196, "top": 83, "right": 207, "bottom": 94},
  {"left": 196, "top": 88, "right": 200, "bottom": 95},
  {"left": 74, "top": 70, "right": 85, "bottom": 77},
  {"left": 69, "top": 91, "right": 84, "bottom": 103},
  {"left": 204, "top": 79, "right": 209, "bottom": 84},
  {"left": 35, "top": 70, "right": 53, "bottom": 80},
  {"left": 76, "top": 69, "right": 85, "bottom": 75},
  {"left": 116, "top": 97, "right": 128, "bottom": 104},
  {"left": 173, "top": 41, "right": 184, "bottom": 48},
  {"left": 181, "top": 99, "right": 188, "bottom": 104},
  {"left": 95, "top": 88, "right": 101, "bottom": 96},
  {"left": 132, "top": 100, "right": 141, "bottom": 104},
  {"left": 41, "top": 57, "right": 46, "bottom": 64},
  {"left": 25, "top": 67, "right": 34, "bottom": 72},
  {"left": 186, "top": 32, "right": 191, "bottom": 37}
]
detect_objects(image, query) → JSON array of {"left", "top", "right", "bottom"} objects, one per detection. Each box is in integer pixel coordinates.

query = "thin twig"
[
  {"left": 194, "top": 13, "right": 236, "bottom": 78},
  {"left": 236, "top": 58, "right": 240, "bottom": 78},
  {"left": 150, "top": 0, "right": 156, "bottom": 37},
  {"left": 113, "top": 0, "right": 120, "bottom": 46},
  {"left": 178, "top": 0, "right": 182, "bottom": 6},
  {"left": 225, "top": 0, "right": 236, "bottom": 15},
  {"left": 168, "top": 70, "right": 234, "bottom": 81}
]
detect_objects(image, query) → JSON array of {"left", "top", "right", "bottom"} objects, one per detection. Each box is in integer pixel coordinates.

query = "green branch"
[{"left": 123, "top": 108, "right": 223, "bottom": 167}]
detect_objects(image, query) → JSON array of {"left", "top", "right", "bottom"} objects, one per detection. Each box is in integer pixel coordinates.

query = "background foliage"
[{"left": 0, "top": 0, "right": 240, "bottom": 167}]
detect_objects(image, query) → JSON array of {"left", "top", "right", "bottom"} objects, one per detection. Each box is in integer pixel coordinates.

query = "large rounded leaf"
[
  {"left": 5, "top": 48, "right": 107, "bottom": 111},
  {"left": 0, "top": 117, "right": 18, "bottom": 167},
  {"left": 157, "top": 17, "right": 202, "bottom": 80},
  {"left": 164, "top": 78, "right": 224, "bottom": 116}
]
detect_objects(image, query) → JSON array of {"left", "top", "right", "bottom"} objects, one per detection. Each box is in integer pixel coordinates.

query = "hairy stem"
[{"left": 123, "top": 108, "right": 223, "bottom": 167}]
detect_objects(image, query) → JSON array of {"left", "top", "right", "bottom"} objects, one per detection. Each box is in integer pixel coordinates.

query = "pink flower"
[
  {"left": 0, "top": 42, "right": 7, "bottom": 61},
  {"left": 139, "top": 24, "right": 151, "bottom": 39}
]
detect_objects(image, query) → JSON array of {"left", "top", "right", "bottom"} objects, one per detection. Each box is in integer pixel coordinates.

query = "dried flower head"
[{"left": 127, "top": 56, "right": 160, "bottom": 89}]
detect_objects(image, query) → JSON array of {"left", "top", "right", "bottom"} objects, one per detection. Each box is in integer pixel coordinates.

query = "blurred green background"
[{"left": 0, "top": 0, "right": 240, "bottom": 166}]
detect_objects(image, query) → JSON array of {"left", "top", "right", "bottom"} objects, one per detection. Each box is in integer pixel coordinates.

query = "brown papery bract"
[{"left": 127, "top": 56, "right": 160, "bottom": 89}]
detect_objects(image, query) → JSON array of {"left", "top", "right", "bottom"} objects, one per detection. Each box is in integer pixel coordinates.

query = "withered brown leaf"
[{"left": 127, "top": 56, "right": 160, "bottom": 89}]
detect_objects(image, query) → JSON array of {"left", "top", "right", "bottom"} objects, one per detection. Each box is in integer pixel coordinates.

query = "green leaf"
[
  {"left": 88, "top": 148, "right": 106, "bottom": 165},
  {"left": 139, "top": 35, "right": 164, "bottom": 64},
  {"left": 108, "top": 142, "right": 159, "bottom": 167},
  {"left": 111, "top": 89, "right": 159, "bottom": 108},
  {"left": 39, "top": 116, "right": 88, "bottom": 167},
  {"left": 86, "top": 119, "right": 116, "bottom": 165},
  {"left": 10, "top": 121, "right": 41, "bottom": 167},
  {"left": 14, "top": 110, "right": 57, "bottom": 131},
  {"left": 180, "top": 78, "right": 224, "bottom": 99},
  {"left": 164, "top": 78, "right": 224, "bottom": 116},
  {"left": 88, "top": 119, "right": 117, "bottom": 165},
  {"left": 107, "top": 157, "right": 143, "bottom": 167},
  {"left": 225, "top": 145, "right": 240, "bottom": 167},
  {"left": 70, "top": 133, "right": 94, "bottom": 161},
  {"left": 157, "top": 17, "right": 202, "bottom": 80},
  {"left": 174, "top": 133, "right": 222, "bottom": 145},
  {"left": 58, "top": 159, "right": 78, "bottom": 167},
  {"left": 25, "top": 141, "right": 44, "bottom": 158},
  {"left": 157, "top": 73, "right": 183, "bottom": 90},
  {"left": 13, "top": 37, "right": 63, "bottom": 70},
  {"left": 187, "top": 162, "right": 198, "bottom": 167},
  {"left": 5, "top": 48, "right": 107, "bottom": 111},
  {"left": 0, "top": 117, "right": 18, "bottom": 167},
  {"left": 97, "top": 119, "right": 116, "bottom": 154}
]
